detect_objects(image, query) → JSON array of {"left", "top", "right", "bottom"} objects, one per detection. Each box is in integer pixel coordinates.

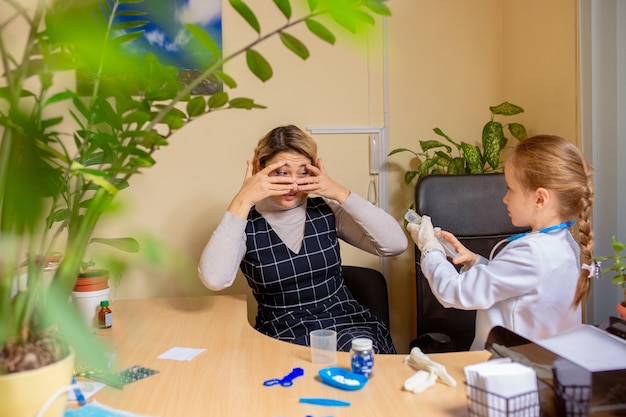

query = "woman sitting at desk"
[{"left": 198, "top": 125, "right": 407, "bottom": 353}]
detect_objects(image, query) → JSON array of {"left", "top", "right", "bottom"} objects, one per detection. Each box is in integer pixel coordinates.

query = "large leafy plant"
[
  {"left": 0, "top": 0, "right": 390, "bottom": 373},
  {"left": 389, "top": 101, "right": 527, "bottom": 184}
]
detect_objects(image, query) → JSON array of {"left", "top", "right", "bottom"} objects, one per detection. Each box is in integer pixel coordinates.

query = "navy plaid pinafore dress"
[{"left": 241, "top": 197, "right": 395, "bottom": 354}]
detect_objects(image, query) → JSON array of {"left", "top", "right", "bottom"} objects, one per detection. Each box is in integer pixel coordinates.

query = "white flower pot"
[{"left": 71, "top": 287, "right": 111, "bottom": 328}]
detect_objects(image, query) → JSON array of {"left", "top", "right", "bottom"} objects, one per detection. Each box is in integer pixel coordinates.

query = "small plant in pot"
[
  {"left": 389, "top": 101, "right": 527, "bottom": 184},
  {"left": 71, "top": 239, "right": 140, "bottom": 327},
  {"left": 595, "top": 235, "right": 626, "bottom": 319}
]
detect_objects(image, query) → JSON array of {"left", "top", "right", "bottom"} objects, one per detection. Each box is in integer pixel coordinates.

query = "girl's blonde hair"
[
  {"left": 252, "top": 125, "right": 318, "bottom": 174},
  {"left": 508, "top": 135, "right": 594, "bottom": 307}
]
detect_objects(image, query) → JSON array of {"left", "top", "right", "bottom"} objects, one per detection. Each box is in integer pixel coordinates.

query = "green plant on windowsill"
[
  {"left": 389, "top": 102, "right": 528, "bottom": 185},
  {"left": 595, "top": 236, "right": 626, "bottom": 314},
  {"left": 0, "top": 0, "right": 390, "bottom": 388}
]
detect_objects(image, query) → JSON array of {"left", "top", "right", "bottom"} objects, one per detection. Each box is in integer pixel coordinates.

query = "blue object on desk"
[
  {"left": 64, "top": 400, "right": 154, "bottom": 417},
  {"left": 318, "top": 367, "right": 368, "bottom": 391},
  {"left": 263, "top": 367, "right": 304, "bottom": 387},
  {"left": 299, "top": 398, "right": 351, "bottom": 407},
  {"left": 72, "top": 378, "right": 87, "bottom": 406}
]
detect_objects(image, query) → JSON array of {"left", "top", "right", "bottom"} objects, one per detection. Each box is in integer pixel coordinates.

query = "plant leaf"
[
  {"left": 214, "top": 71, "right": 237, "bottom": 88},
  {"left": 404, "top": 170, "right": 419, "bottom": 185},
  {"left": 90, "top": 237, "right": 141, "bottom": 253},
  {"left": 461, "top": 142, "right": 484, "bottom": 173},
  {"left": 418, "top": 158, "right": 438, "bottom": 177},
  {"left": 112, "top": 21, "right": 148, "bottom": 31},
  {"left": 508, "top": 122, "right": 527, "bottom": 141},
  {"left": 305, "top": 19, "right": 336, "bottom": 45},
  {"left": 246, "top": 49, "right": 273, "bottom": 82},
  {"left": 447, "top": 157, "right": 465, "bottom": 175},
  {"left": 328, "top": 7, "right": 357, "bottom": 33},
  {"left": 279, "top": 32, "right": 310, "bottom": 60},
  {"left": 363, "top": 0, "right": 392, "bottom": 16},
  {"left": 72, "top": 97, "right": 90, "bottom": 119},
  {"left": 388, "top": 148, "right": 417, "bottom": 157},
  {"left": 419, "top": 140, "right": 451, "bottom": 153},
  {"left": 99, "top": 0, "right": 112, "bottom": 14},
  {"left": 208, "top": 91, "right": 229, "bottom": 109},
  {"left": 490, "top": 101, "right": 524, "bottom": 116},
  {"left": 110, "top": 30, "right": 144, "bottom": 46},
  {"left": 273, "top": 0, "right": 292, "bottom": 19},
  {"left": 185, "top": 23, "right": 221, "bottom": 58},
  {"left": 352, "top": 10, "right": 376, "bottom": 26},
  {"left": 71, "top": 161, "right": 118, "bottom": 195},
  {"left": 229, "top": 97, "right": 266, "bottom": 109},
  {"left": 432, "top": 127, "right": 461, "bottom": 150},
  {"left": 186, "top": 96, "right": 207, "bottom": 117},
  {"left": 44, "top": 90, "right": 76, "bottom": 106},
  {"left": 47, "top": 208, "right": 69, "bottom": 225},
  {"left": 116, "top": 10, "right": 148, "bottom": 17},
  {"left": 41, "top": 116, "right": 64, "bottom": 130},
  {"left": 229, "top": 97, "right": 255, "bottom": 109},
  {"left": 482, "top": 121, "right": 503, "bottom": 169},
  {"left": 230, "top": 0, "right": 260, "bottom": 34}
]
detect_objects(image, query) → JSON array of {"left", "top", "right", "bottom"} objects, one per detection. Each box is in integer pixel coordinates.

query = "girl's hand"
[
  {"left": 295, "top": 158, "right": 350, "bottom": 203},
  {"left": 436, "top": 230, "right": 478, "bottom": 268},
  {"left": 227, "top": 160, "right": 297, "bottom": 218}
]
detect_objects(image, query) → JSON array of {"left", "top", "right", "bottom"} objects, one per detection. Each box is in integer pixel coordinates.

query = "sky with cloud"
[{"left": 118, "top": 0, "right": 222, "bottom": 70}]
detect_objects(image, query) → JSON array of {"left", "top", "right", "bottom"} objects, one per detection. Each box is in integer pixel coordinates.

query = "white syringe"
[{"left": 404, "top": 209, "right": 459, "bottom": 258}]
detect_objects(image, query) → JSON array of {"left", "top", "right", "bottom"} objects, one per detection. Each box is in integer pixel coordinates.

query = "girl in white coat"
[{"left": 408, "top": 135, "right": 595, "bottom": 350}]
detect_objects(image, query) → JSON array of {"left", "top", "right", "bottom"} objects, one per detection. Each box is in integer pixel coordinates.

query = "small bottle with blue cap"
[{"left": 350, "top": 338, "right": 374, "bottom": 378}]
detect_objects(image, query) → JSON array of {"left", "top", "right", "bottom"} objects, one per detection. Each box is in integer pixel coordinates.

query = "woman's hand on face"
[
  {"left": 436, "top": 230, "right": 477, "bottom": 268},
  {"left": 296, "top": 158, "right": 350, "bottom": 203},
  {"left": 228, "top": 160, "right": 297, "bottom": 218}
]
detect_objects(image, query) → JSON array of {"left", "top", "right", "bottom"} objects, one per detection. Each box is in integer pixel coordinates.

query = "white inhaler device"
[{"left": 404, "top": 209, "right": 459, "bottom": 258}]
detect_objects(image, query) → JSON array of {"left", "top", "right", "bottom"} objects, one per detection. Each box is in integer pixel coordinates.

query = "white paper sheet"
[{"left": 156, "top": 347, "right": 207, "bottom": 361}]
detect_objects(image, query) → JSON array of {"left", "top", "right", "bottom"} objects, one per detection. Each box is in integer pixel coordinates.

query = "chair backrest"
[
  {"left": 342, "top": 265, "right": 390, "bottom": 328},
  {"left": 411, "top": 174, "right": 529, "bottom": 353}
]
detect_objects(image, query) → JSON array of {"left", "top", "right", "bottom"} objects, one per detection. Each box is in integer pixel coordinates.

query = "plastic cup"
[{"left": 310, "top": 329, "right": 337, "bottom": 364}]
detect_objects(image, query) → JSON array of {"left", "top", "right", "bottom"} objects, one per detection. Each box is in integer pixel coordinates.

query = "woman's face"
[
  {"left": 503, "top": 160, "right": 537, "bottom": 228},
  {"left": 264, "top": 151, "right": 312, "bottom": 209}
]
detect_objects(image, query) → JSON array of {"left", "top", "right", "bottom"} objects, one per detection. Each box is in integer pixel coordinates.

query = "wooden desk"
[{"left": 93, "top": 296, "right": 490, "bottom": 416}]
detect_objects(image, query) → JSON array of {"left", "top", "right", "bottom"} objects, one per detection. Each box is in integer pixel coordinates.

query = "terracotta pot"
[
  {"left": 0, "top": 349, "right": 74, "bottom": 417},
  {"left": 73, "top": 269, "right": 109, "bottom": 292},
  {"left": 616, "top": 301, "right": 626, "bottom": 320}
]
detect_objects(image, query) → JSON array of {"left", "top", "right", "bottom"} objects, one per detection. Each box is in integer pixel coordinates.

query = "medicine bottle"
[
  {"left": 350, "top": 338, "right": 374, "bottom": 378},
  {"left": 98, "top": 300, "right": 112, "bottom": 328}
]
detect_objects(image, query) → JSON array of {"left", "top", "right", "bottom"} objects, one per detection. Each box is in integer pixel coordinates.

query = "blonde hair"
[
  {"left": 252, "top": 125, "right": 318, "bottom": 174},
  {"left": 508, "top": 135, "right": 594, "bottom": 307}
]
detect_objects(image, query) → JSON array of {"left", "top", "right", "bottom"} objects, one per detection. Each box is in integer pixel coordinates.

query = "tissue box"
[
  {"left": 465, "top": 382, "right": 544, "bottom": 417},
  {"left": 465, "top": 358, "right": 542, "bottom": 417},
  {"left": 485, "top": 325, "right": 626, "bottom": 417}
]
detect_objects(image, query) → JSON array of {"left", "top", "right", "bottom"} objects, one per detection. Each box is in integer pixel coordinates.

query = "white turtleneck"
[
  {"left": 198, "top": 193, "right": 407, "bottom": 291},
  {"left": 254, "top": 196, "right": 308, "bottom": 253}
]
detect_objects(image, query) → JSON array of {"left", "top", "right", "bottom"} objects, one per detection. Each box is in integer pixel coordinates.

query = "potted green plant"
[
  {"left": 0, "top": 1, "right": 390, "bottom": 415},
  {"left": 595, "top": 235, "right": 626, "bottom": 319},
  {"left": 389, "top": 101, "right": 527, "bottom": 184}
]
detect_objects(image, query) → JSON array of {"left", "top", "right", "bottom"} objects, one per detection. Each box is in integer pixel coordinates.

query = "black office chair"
[
  {"left": 342, "top": 265, "right": 390, "bottom": 328},
  {"left": 409, "top": 174, "right": 529, "bottom": 353}
]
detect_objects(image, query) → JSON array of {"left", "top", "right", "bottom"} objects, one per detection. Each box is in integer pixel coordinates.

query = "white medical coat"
[{"left": 420, "top": 229, "right": 582, "bottom": 350}]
